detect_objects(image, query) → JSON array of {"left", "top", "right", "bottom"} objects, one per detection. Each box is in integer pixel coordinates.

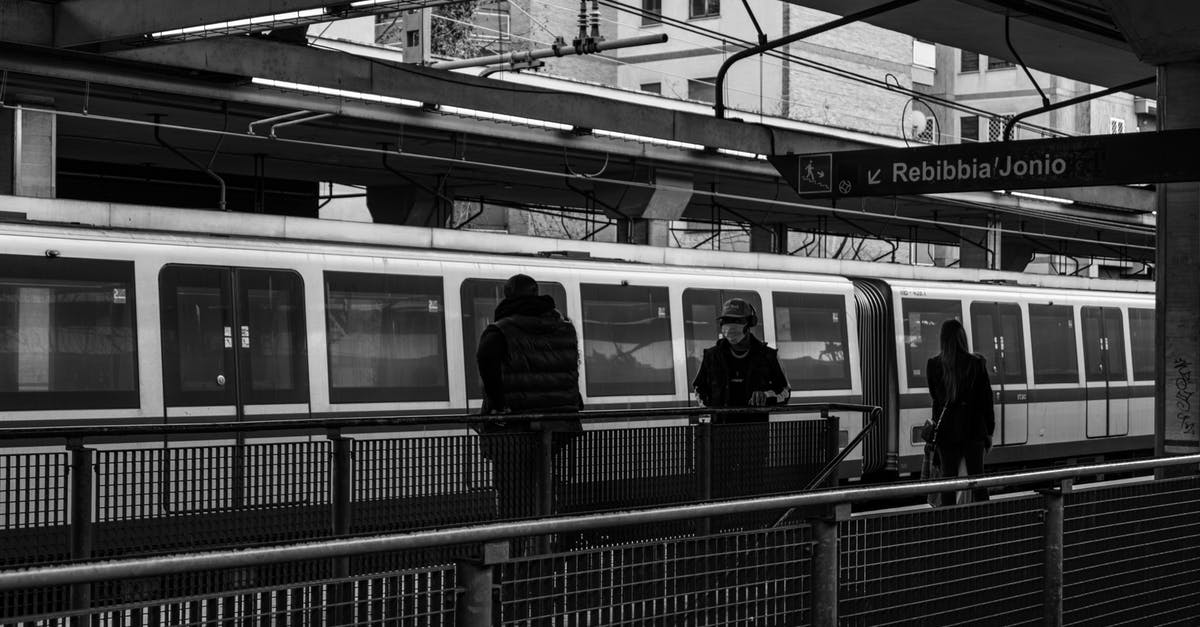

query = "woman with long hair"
[{"left": 926, "top": 319, "right": 995, "bottom": 506}]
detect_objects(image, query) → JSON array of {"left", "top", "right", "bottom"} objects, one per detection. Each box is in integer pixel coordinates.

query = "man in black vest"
[
  {"left": 476, "top": 274, "right": 582, "bottom": 520},
  {"left": 692, "top": 298, "right": 790, "bottom": 497}
]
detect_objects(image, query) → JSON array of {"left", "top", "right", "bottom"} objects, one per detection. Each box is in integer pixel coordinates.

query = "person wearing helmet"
[{"left": 692, "top": 298, "right": 791, "bottom": 419}]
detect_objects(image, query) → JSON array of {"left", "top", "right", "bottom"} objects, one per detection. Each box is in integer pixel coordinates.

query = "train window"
[
  {"left": 460, "top": 279, "right": 567, "bottom": 399},
  {"left": 0, "top": 255, "right": 138, "bottom": 410},
  {"left": 901, "top": 298, "right": 962, "bottom": 389},
  {"left": 682, "top": 288, "right": 762, "bottom": 390},
  {"left": 581, "top": 283, "right": 674, "bottom": 396},
  {"left": 1081, "top": 306, "right": 1127, "bottom": 382},
  {"left": 1129, "top": 308, "right": 1154, "bottom": 381},
  {"left": 240, "top": 270, "right": 308, "bottom": 404},
  {"left": 772, "top": 292, "right": 851, "bottom": 390},
  {"left": 970, "top": 302, "right": 1026, "bottom": 384},
  {"left": 325, "top": 272, "right": 447, "bottom": 403},
  {"left": 1029, "top": 304, "right": 1078, "bottom": 384}
]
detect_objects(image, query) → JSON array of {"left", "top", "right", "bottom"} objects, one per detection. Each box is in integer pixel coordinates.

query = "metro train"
[{"left": 0, "top": 199, "right": 1155, "bottom": 478}]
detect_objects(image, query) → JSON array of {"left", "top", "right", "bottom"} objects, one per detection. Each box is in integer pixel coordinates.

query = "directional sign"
[{"left": 770, "top": 129, "right": 1200, "bottom": 199}]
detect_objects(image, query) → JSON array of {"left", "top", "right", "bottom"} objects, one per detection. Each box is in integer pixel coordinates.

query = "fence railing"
[
  {"left": 0, "top": 404, "right": 876, "bottom": 568},
  {"left": 1, "top": 453, "right": 1196, "bottom": 626}
]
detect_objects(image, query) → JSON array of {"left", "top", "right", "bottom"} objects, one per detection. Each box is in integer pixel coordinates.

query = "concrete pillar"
[
  {"left": 958, "top": 215, "right": 999, "bottom": 270},
  {"left": 366, "top": 183, "right": 449, "bottom": 227},
  {"left": 610, "top": 170, "right": 692, "bottom": 247},
  {"left": 749, "top": 224, "right": 787, "bottom": 254},
  {"left": 1, "top": 106, "right": 56, "bottom": 198},
  {"left": 1156, "top": 61, "right": 1200, "bottom": 458}
]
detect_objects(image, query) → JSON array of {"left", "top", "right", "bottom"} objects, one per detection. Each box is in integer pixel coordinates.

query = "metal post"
[
  {"left": 697, "top": 419, "right": 712, "bottom": 535},
  {"left": 329, "top": 431, "right": 354, "bottom": 625},
  {"left": 808, "top": 503, "right": 848, "bottom": 627},
  {"left": 823, "top": 410, "right": 839, "bottom": 488},
  {"left": 68, "top": 440, "right": 93, "bottom": 626},
  {"left": 1041, "top": 479, "right": 1069, "bottom": 627},
  {"left": 537, "top": 427, "right": 554, "bottom": 553},
  {"left": 456, "top": 541, "right": 506, "bottom": 627}
]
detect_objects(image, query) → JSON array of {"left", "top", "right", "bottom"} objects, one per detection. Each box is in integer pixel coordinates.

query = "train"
[{"left": 0, "top": 197, "right": 1155, "bottom": 478}]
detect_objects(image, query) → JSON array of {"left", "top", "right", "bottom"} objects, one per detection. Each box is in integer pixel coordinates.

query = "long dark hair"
[{"left": 938, "top": 319, "right": 970, "bottom": 400}]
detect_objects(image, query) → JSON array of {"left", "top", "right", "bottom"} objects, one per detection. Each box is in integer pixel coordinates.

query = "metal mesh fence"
[
  {"left": 0, "top": 451, "right": 68, "bottom": 566},
  {"left": 499, "top": 525, "right": 813, "bottom": 626},
  {"left": 1063, "top": 476, "right": 1200, "bottom": 626},
  {"left": 839, "top": 496, "right": 1045, "bottom": 626}
]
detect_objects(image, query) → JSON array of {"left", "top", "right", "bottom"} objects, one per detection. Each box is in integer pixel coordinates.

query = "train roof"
[{"left": 3, "top": 195, "right": 1154, "bottom": 295}]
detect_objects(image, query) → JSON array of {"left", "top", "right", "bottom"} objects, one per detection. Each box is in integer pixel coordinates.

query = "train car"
[{"left": 0, "top": 198, "right": 1154, "bottom": 478}]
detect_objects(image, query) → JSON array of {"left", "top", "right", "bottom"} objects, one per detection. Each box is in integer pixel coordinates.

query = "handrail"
[
  {"left": 0, "top": 402, "right": 879, "bottom": 441},
  {"left": 3, "top": 451, "right": 1196, "bottom": 591}
]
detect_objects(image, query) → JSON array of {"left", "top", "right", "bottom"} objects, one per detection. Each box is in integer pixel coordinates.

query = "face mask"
[{"left": 721, "top": 322, "right": 747, "bottom": 344}]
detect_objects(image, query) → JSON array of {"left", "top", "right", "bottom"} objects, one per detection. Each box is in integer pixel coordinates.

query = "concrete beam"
[
  {"left": 1102, "top": 0, "right": 1200, "bottom": 64},
  {"left": 110, "top": 36, "right": 778, "bottom": 155},
  {"left": 54, "top": 1, "right": 352, "bottom": 49}
]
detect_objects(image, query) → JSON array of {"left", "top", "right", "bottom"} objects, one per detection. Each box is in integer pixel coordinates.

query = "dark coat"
[
  {"left": 926, "top": 353, "right": 995, "bottom": 446},
  {"left": 692, "top": 335, "right": 789, "bottom": 423},
  {"left": 477, "top": 294, "right": 582, "bottom": 426}
]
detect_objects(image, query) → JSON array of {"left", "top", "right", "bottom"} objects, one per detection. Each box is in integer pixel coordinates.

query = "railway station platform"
[{"left": 0, "top": 407, "right": 1197, "bottom": 625}]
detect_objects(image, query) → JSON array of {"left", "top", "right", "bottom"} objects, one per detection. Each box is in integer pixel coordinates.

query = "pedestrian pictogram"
[{"left": 794, "top": 154, "right": 831, "bottom": 195}]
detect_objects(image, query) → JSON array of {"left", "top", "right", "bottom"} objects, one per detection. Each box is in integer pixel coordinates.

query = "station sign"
[{"left": 770, "top": 128, "right": 1200, "bottom": 199}]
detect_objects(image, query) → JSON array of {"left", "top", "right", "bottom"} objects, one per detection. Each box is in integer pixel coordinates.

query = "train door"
[
  {"left": 970, "top": 302, "right": 1028, "bottom": 445},
  {"left": 1081, "top": 306, "right": 1129, "bottom": 437},
  {"left": 159, "top": 266, "right": 308, "bottom": 420}
]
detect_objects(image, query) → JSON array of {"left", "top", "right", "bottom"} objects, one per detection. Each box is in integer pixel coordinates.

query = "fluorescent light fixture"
[
  {"left": 717, "top": 147, "right": 767, "bottom": 160},
  {"left": 1004, "top": 190, "right": 1075, "bottom": 205},
  {"left": 439, "top": 105, "right": 573, "bottom": 132},
  {"left": 251, "top": 77, "right": 422, "bottom": 108},
  {"left": 149, "top": 2, "right": 417, "bottom": 41},
  {"left": 592, "top": 129, "right": 704, "bottom": 151}
]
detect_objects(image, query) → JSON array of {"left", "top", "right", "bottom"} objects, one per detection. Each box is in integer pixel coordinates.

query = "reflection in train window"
[
  {"left": 460, "top": 279, "right": 567, "bottom": 399},
  {"left": 902, "top": 298, "right": 962, "bottom": 388},
  {"left": 240, "top": 270, "right": 308, "bottom": 402},
  {"left": 0, "top": 255, "right": 138, "bottom": 410},
  {"left": 1129, "top": 308, "right": 1154, "bottom": 381},
  {"left": 682, "top": 288, "right": 761, "bottom": 391},
  {"left": 970, "top": 302, "right": 1026, "bottom": 384},
  {"left": 325, "top": 272, "right": 447, "bottom": 403},
  {"left": 1029, "top": 304, "right": 1079, "bottom": 384},
  {"left": 1082, "top": 306, "right": 1126, "bottom": 382},
  {"left": 581, "top": 283, "right": 674, "bottom": 396},
  {"left": 772, "top": 292, "right": 851, "bottom": 390}
]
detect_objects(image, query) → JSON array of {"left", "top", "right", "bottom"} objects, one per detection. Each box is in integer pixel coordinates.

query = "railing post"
[
  {"left": 329, "top": 430, "right": 354, "bottom": 625},
  {"left": 1040, "top": 478, "right": 1070, "bottom": 627},
  {"left": 696, "top": 418, "right": 712, "bottom": 535},
  {"left": 68, "top": 439, "right": 93, "bottom": 626},
  {"left": 537, "top": 427, "right": 554, "bottom": 518},
  {"left": 822, "top": 409, "right": 839, "bottom": 488},
  {"left": 808, "top": 502, "right": 849, "bottom": 627},
  {"left": 456, "top": 541, "right": 507, "bottom": 627}
]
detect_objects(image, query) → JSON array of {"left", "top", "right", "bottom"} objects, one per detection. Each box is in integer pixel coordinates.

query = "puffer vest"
[
  {"left": 494, "top": 313, "right": 581, "bottom": 413},
  {"left": 700, "top": 338, "right": 781, "bottom": 408}
]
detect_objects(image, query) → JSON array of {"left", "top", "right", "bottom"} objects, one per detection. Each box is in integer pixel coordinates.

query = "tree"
[{"left": 431, "top": 1, "right": 481, "bottom": 58}]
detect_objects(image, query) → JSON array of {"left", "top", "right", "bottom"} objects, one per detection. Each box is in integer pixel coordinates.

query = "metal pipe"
[
  {"left": 714, "top": 0, "right": 922, "bottom": 118},
  {"left": 1042, "top": 481, "right": 1067, "bottom": 627},
  {"left": 1002, "top": 75, "right": 1155, "bottom": 141},
  {"left": 431, "top": 33, "right": 667, "bottom": 71},
  {"left": 269, "top": 112, "right": 333, "bottom": 138},
  {"left": 247, "top": 109, "right": 311, "bottom": 135},
  {"left": 2, "top": 453, "right": 1195, "bottom": 592},
  {"left": 151, "top": 113, "right": 228, "bottom": 211}
]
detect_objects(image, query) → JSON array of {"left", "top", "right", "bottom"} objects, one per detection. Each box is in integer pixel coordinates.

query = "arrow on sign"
[{"left": 867, "top": 169, "right": 881, "bottom": 185}]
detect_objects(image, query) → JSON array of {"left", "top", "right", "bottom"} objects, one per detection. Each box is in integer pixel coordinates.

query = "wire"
[{"left": 19, "top": 102, "right": 1152, "bottom": 253}]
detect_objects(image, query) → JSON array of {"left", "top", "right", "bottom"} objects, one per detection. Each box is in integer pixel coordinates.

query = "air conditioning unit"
[{"left": 1134, "top": 97, "right": 1157, "bottom": 116}]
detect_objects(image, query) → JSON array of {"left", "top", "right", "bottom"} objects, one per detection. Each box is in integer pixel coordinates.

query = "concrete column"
[
  {"left": 1156, "top": 61, "right": 1200, "bottom": 458},
  {"left": 609, "top": 170, "right": 692, "bottom": 247},
  {"left": 2, "top": 106, "right": 56, "bottom": 198},
  {"left": 958, "top": 215, "right": 999, "bottom": 270},
  {"left": 749, "top": 224, "right": 787, "bottom": 254},
  {"left": 366, "top": 183, "right": 449, "bottom": 227}
]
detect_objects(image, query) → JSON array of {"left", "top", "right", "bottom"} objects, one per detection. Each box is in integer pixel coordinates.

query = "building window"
[
  {"left": 641, "top": 82, "right": 662, "bottom": 95},
  {"left": 960, "top": 115, "right": 979, "bottom": 143},
  {"left": 912, "top": 40, "right": 936, "bottom": 69},
  {"left": 405, "top": 30, "right": 420, "bottom": 48},
  {"left": 688, "top": 77, "right": 716, "bottom": 103},
  {"left": 987, "top": 115, "right": 1010, "bottom": 142},
  {"left": 960, "top": 50, "right": 979, "bottom": 73},
  {"left": 1110, "top": 118, "right": 1126, "bottom": 134},
  {"left": 690, "top": 0, "right": 719, "bottom": 19},
  {"left": 987, "top": 56, "right": 1014, "bottom": 70},
  {"left": 642, "top": 0, "right": 661, "bottom": 25}
]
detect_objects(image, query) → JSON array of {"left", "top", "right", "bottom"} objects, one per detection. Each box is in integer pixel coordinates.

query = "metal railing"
[
  {"left": 0, "top": 404, "right": 874, "bottom": 568},
  {"left": 1, "top": 453, "right": 1197, "bottom": 626}
]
